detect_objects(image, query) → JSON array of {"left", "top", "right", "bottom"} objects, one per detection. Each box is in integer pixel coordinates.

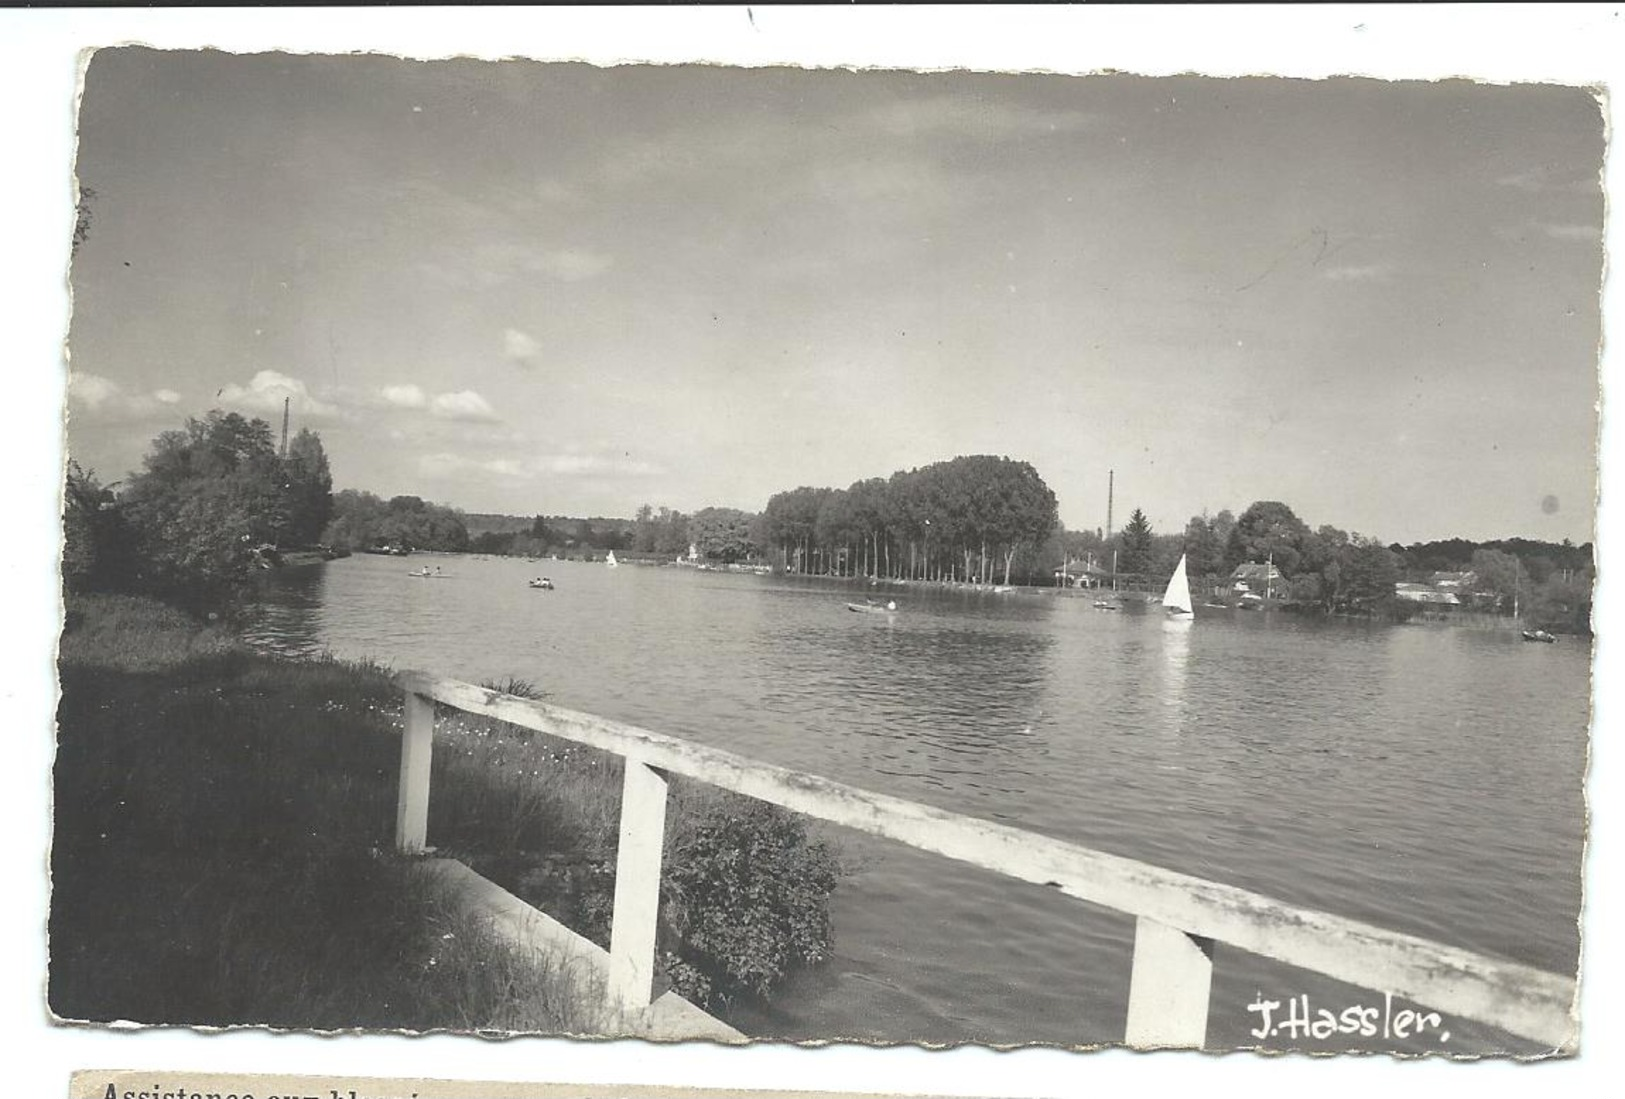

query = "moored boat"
[
  {"left": 847, "top": 600, "right": 898, "bottom": 615},
  {"left": 1521, "top": 629, "right": 1557, "bottom": 643}
]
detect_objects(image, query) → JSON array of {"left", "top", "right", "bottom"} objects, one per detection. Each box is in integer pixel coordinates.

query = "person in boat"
[
  {"left": 886, "top": 600, "right": 897, "bottom": 611},
  {"left": 434, "top": 565, "right": 442, "bottom": 576},
  {"left": 420, "top": 565, "right": 431, "bottom": 577}
]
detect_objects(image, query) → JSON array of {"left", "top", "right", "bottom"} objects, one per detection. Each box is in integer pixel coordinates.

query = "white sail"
[
  {"left": 606, "top": 550, "right": 619, "bottom": 568},
  {"left": 1162, "top": 553, "right": 1193, "bottom": 615}
]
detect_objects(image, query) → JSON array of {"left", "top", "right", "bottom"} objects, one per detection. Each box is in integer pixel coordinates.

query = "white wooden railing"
[{"left": 394, "top": 671, "right": 1578, "bottom": 1050}]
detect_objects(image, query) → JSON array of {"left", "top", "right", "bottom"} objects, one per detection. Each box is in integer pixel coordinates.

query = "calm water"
[{"left": 243, "top": 554, "right": 1590, "bottom": 1051}]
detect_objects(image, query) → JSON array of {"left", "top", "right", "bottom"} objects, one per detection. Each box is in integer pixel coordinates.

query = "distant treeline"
[
  {"left": 1063, "top": 499, "right": 1592, "bottom": 632},
  {"left": 64, "top": 414, "right": 1591, "bottom": 633}
]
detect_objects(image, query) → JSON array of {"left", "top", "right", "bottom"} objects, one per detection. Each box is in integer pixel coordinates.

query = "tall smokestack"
[
  {"left": 1106, "top": 469, "right": 1114, "bottom": 541},
  {"left": 280, "top": 396, "right": 290, "bottom": 458}
]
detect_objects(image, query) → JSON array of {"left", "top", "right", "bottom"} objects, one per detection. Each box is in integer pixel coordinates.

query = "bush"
[{"left": 659, "top": 791, "right": 839, "bottom": 1009}]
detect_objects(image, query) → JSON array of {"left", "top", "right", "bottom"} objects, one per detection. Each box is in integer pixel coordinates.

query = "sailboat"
[
  {"left": 606, "top": 549, "right": 619, "bottom": 568},
  {"left": 1162, "top": 553, "right": 1194, "bottom": 621}
]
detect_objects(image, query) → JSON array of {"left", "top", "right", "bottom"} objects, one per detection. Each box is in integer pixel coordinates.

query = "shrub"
[{"left": 659, "top": 791, "right": 839, "bottom": 1009}]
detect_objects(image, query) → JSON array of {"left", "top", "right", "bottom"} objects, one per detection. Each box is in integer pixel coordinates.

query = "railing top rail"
[{"left": 398, "top": 670, "right": 1578, "bottom": 1050}]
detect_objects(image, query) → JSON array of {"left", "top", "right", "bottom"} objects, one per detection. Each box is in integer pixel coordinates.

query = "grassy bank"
[{"left": 51, "top": 593, "right": 838, "bottom": 1031}]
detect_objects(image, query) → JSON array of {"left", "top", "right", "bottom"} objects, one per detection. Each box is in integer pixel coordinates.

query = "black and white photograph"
[{"left": 11, "top": 6, "right": 1623, "bottom": 1097}]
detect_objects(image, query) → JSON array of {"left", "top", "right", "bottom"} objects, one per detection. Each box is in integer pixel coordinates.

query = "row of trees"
[
  {"left": 324, "top": 491, "right": 470, "bottom": 555},
  {"left": 759, "top": 455, "right": 1060, "bottom": 585},
  {"left": 1084, "top": 497, "right": 1591, "bottom": 629},
  {"left": 64, "top": 410, "right": 335, "bottom": 605}
]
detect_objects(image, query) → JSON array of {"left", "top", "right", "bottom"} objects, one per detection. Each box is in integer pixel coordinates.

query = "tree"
[
  {"left": 281, "top": 428, "right": 333, "bottom": 545},
  {"left": 1468, "top": 548, "right": 1528, "bottom": 615},
  {"left": 1118, "top": 508, "right": 1155, "bottom": 576},
  {"left": 119, "top": 410, "right": 290, "bottom": 601},
  {"left": 1340, "top": 536, "right": 1400, "bottom": 615},
  {"left": 62, "top": 462, "right": 131, "bottom": 594},
  {"left": 1226, "top": 500, "right": 1310, "bottom": 575},
  {"left": 690, "top": 507, "right": 760, "bottom": 564}
]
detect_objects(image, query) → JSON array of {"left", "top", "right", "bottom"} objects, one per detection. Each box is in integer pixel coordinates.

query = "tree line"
[
  {"left": 1070, "top": 498, "right": 1592, "bottom": 631},
  {"left": 759, "top": 455, "right": 1060, "bottom": 585}
]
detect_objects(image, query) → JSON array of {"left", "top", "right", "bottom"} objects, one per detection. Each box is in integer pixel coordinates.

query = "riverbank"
[{"left": 51, "top": 593, "right": 839, "bottom": 1031}]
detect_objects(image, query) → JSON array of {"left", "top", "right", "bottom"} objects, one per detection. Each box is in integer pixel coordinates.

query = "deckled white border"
[{"left": 4, "top": 6, "right": 1619, "bottom": 1099}]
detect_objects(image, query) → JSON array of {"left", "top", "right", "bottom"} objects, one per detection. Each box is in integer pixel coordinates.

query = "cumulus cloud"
[
  {"left": 503, "top": 327, "right": 542, "bottom": 368},
  {"left": 218, "top": 369, "right": 341, "bottom": 419},
  {"left": 429, "top": 390, "right": 499, "bottom": 422},
  {"left": 67, "top": 373, "right": 185, "bottom": 423},
  {"left": 382, "top": 384, "right": 429, "bottom": 409}
]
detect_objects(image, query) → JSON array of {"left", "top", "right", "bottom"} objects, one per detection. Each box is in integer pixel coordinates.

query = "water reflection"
[
  {"left": 1158, "top": 616, "right": 1191, "bottom": 714},
  {"left": 239, "top": 565, "right": 329, "bottom": 657}
]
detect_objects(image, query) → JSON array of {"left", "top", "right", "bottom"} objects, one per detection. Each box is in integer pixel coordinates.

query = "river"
[{"left": 242, "top": 552, "right": 1590, "bottom": 1053}]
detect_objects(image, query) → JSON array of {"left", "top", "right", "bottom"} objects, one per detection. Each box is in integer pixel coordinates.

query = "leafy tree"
[
  {"left": 1341, "top": 536, "right": 1400, "bottom": 615},
  {"left": 1226, "top": 500, "right": 1311, "bottom": 575},
  {"left": 119, "top": 411, "right": 291, "bottom": 601},
  {"left": 1468, "top": 548, "right": 1528, "bottom": 615},
  {"left": 689, "top": 507, "right": 760, "bottom": 563},
  {"left": 281, "top": 428, "right": 333, "bottom": 545}
]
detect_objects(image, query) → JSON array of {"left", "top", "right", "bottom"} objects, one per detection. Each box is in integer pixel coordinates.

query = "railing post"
[
  {"left": 1124, "top": 916, "right": 1215, "bottom": 1049},
  {"left": 396, "top": 688, "right": 435, "bottom": 853},
  {"left": 607, "top": 760, "right": 670, "bottom": 1016}
]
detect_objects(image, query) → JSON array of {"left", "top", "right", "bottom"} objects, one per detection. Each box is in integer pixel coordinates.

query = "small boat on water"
[
  {"left": 1093, "top": 599, "right": 1119, "bottom": 610},
  {"left": 1162, "top": 553, "right": 1194, "bottom": 622},
  {"left": 529, "top": 577, "right": 555, "bottom": 590},
  {"left": 847, "top": 600, "right": 898, "bottom": 615},
  {"left": 1521, "top": 629, "right": 1557, "bottom": 643},
  {"left": 993, "top": 585, "right": 1016, "bottom": 594}
]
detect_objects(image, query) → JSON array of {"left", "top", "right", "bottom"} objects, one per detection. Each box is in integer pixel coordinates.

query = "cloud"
[
  {"left": 1492, "top": 220, "right": 1603, "bottom": 245},
  {"left": 537, "top": 453, "right": 663, "bottom": 477},
  {"left": 429, "top": 390, "right": 499, "bottom": 422},
  {"left": 382, "top": 384, "right": 429, "bottom": 409},
  {"left": 1540, "top": 222, "right": 1600, "bottom": 241},
  {"left": 503, "top": 327, "right": 542, "bottom": 368},
  {"left": 415, "top": 449, "right": 664, "bottom": 484},
  {"left": 217, "top": 369, "right": 341, "bottom": 419},
  {"left": 865, "top": 96, "right": 1099, "bottom": 140},
  {"left": 67, "top": 373, "right": 185, "bottom": 423},
  {"left": 1320, "top": 263, "right": 1392, "bottom": 283},
  {"left": 1495, "top": 166, "right": 1598, "bottom": 194},
  {"left": 419, "top": 452, "right": 528, "bottom": 480},
  {"left": 526, "top": 247, "right": 612, "bottom": 282},
  {"left": 376, "top": 384, "right": 500, "bottom": 422}
]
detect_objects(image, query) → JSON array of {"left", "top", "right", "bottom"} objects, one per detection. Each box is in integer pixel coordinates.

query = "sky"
[{"left": 65, "top": 49, "right": 1604, "bottom": 544}]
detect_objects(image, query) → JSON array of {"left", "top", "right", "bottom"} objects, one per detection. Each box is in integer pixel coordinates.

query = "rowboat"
[{"left": 847, "top": 601, "right": 897, "bottom": 615}]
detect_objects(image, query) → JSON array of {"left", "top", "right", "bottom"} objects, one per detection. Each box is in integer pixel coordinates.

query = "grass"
[
  {"left": 52, "top": 591, "right": 841, "bottom": 1030},
  {"left": 52, "top": 593, "right": 593, "bottom": 1033}
]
